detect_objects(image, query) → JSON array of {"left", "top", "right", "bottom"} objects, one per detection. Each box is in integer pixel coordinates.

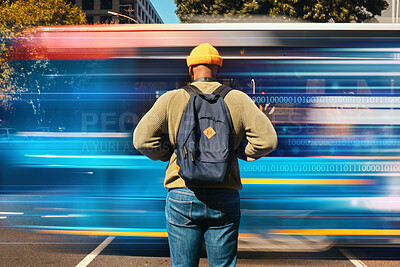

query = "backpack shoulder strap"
[
  {"left": 182, "top": 85, "right": 203, "bottom": 96},
  {"left": 212, "top": 85, "right": 232, "bottom": 99}
]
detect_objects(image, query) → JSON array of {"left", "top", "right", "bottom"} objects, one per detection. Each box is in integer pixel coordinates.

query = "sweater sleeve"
[
  {"left": 133, "top": 91, "right": 174, "bottom": 161},
  {"left": 234, "top": 91, "right": 278, "bottom": 161}
]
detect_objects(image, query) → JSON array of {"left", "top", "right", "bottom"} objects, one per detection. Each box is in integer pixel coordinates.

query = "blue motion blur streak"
[{"left": 1, "top": 24, "right": 400, "bottom": 252}]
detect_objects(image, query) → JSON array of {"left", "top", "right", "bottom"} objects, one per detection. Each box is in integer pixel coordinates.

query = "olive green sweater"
[{"left": 133, "top": 81, "right": 277, "bottom": 189}]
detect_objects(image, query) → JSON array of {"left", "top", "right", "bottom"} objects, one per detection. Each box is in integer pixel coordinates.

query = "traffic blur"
[{"left": 1, "top": 23, "right": 400, "bottom": 252}]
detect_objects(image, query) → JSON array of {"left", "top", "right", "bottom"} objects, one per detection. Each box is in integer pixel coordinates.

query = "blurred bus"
[{"left": 1, "top": 23, "right": 400, "bottom": 252}]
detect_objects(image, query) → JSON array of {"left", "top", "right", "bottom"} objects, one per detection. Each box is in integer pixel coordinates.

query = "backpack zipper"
[{"left": 183, "top": 146, "right": 188, "bottom": 159}]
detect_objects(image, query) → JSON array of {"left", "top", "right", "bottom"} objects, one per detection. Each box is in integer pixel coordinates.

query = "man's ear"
[{"left": 189, "top": 66, "right": 193, "bottom": 77}]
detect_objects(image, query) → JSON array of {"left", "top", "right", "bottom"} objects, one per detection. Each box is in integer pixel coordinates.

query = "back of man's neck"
[{"left": 192, "top": 77, "right": 218, "bottom": 83}]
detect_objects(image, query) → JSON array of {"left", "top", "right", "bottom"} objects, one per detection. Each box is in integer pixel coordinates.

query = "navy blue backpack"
[{"left": 175, "top": 84, "right": 234, "bottom": 185}]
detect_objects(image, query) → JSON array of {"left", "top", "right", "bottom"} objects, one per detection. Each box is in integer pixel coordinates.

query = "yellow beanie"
[{"left": 186, "top": 43, "right": 223, "bottom": 67}]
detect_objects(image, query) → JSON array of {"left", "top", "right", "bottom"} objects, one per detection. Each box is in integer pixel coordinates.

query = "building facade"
[{"left": 67, "top": 0, "right": 163, "bottom": 24}]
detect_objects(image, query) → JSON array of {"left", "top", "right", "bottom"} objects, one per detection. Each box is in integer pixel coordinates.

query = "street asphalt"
[{"left": 0, "top": 223, "right": 399, "bottom": 267}]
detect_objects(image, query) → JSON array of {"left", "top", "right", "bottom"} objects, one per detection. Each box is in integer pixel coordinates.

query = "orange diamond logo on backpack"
[{"left": 203, "top": 126, "right": 216, "bottom": 139}]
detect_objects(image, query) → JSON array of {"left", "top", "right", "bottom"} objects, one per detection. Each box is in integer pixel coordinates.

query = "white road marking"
[
  {"left": 339, "top": 248, "right": 368, "bottom": 267},
  {"left": 75, "top": 236, "right": 115, "bottom": 267},
  {"left": 0, "top": 212, "right": 23, "bottom": 215},
  {"left": 0, "top": 217, "right": 6, "bottom": 219}
]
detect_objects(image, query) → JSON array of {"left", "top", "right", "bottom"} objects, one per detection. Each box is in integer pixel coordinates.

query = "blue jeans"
[{"left": 166, "top": 187, "right": 240, "bottom": 267}]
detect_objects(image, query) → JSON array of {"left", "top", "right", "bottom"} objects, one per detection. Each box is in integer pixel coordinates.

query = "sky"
[{"left": 151, "top": 0, "right": 180, "bottom": 24}]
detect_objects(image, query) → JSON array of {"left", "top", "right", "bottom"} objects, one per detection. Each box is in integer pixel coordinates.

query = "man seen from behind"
[{"left": 133, "top": 43, "right": 277, "bottom": 267}]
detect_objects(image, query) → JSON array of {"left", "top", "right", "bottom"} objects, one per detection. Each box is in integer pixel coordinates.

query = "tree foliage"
[
  {"left": 0, "top": 0, "right": 86, "bottom": 109},
  {"left": 174, "top": 0, "right": 388, "bottom": 23}
]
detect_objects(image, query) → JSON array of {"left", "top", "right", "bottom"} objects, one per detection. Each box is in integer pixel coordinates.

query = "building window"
[
  {"left": 100, "top": 16, "right": 112, "bottom": 23},
  {"left": 82, "top": 0, "right": 94, "bottom": 10},
  {"left": 100, "top": 0, "right": 112, "bottom": 10},
  {"left": 137, "top": 6, "right": 141, "bottom": 18},
  {"left": 86, "top": 16, "right": 94, "bottom": 24}
]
